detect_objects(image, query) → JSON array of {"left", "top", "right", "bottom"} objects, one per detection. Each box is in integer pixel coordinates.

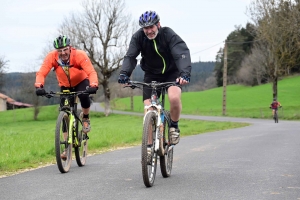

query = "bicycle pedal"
[{"left": 83, "top": 134, "right": 89, "bottom": 140}]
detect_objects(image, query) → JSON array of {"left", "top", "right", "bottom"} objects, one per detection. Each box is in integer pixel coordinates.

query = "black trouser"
[
  {"left": 60, "top": 79, "right": 91, "bottom": 109},
  {"left": 143, "top": 70, "right": 181, "bottom": 101}
]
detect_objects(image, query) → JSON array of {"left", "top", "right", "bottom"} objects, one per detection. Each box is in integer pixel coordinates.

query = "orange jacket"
[{"left": 35, "top": 47, "right": 98, "bottom": 88}]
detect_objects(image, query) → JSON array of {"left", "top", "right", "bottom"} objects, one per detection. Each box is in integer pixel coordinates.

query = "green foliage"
[{"left": 214, "top": 23, "right": 257, "bottom": 87}]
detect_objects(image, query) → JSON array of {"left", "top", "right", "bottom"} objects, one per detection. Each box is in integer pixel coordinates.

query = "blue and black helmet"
[
  {"left": 139, "top": 10, "right": 160, "bottom": 28},
  {"left": 53, "top": 35, "right": 70, "bottom": 49}
]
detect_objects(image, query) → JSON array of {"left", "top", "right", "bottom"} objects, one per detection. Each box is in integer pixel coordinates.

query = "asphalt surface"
[{"left": 1, "top": 103, "right": 300, "bottom": 200}]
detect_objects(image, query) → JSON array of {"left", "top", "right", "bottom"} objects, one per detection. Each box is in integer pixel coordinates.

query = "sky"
[{"left": 0, "top": 0, "right": 252, "bottom": 73}]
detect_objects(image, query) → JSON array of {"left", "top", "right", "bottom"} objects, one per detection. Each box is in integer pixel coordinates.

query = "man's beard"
[{"left": 146, "top": 29, "right": 159, "bottom": 40}]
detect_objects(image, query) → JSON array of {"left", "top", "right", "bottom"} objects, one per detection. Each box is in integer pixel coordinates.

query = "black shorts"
[
  {"left": 60, "top": 79, "right": 91, "bottom": 108},
  {"left": 142, "top": 71, "right": 181, "bottom": 101}
]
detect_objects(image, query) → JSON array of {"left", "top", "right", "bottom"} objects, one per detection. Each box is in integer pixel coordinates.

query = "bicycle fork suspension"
[
  {"left": 157, "top": 112, "right": 166, "bottom": 156},
  {"left": 68, "top": 114, "right": 75, "bottom": 145}
]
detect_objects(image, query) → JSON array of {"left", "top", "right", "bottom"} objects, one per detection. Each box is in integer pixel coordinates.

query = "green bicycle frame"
[
  {"left": 67, "top": 112, "right": 75, "bottom": 144},
  {"left": 63, "top": 93, "right": 79, "bottom": 146}
]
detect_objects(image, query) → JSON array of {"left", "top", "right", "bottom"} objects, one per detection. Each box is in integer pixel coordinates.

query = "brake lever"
[
  {"left": 44, "top": 93, "right": 53, "bottom": 99},
  {"left": 124, "top": 84, "right": 139, "bottom": 89}
]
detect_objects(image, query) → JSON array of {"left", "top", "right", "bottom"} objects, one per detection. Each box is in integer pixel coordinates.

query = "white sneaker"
[{"left": 169, "top": 127, "right": 180, "bottom": 145}]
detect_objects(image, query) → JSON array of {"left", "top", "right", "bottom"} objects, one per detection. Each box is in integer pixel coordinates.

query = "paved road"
[{"left": 1, "top": 103, "right": 300, "bottom": 200}]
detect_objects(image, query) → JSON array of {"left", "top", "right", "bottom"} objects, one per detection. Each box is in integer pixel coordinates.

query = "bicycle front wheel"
[
  {"left": 75, "top": 110, "right": 88, "bottom": 166},
  {"left": 55, "top": 111, "right": 72, "bottom": 173},
  {"left": 141, "top": 111, "right": 157, "bottom": 187},
  {"left": 160, "top": 110, "right": 173, "bottom": 178}
]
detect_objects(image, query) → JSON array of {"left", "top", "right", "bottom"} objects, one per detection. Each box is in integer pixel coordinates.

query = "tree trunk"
[
  {"left": 103, "top": 81, "right": 111, "bottom": 116},
  {"left": 34, "top": 106, "right": 39, "bottom": 120},
  {"left": 272, "top": 61, "right": 279, "bottom": 99},
  {"left": 272, "top": 76, "right": 278, "bottom": 99},
  {"left": 130, "top": 74, "right": 134, "bottom": 111}
]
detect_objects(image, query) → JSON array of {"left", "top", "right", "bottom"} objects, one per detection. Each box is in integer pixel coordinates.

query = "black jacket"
[{"left": 121, "top": 27, "right": 191, "bottom": 77}]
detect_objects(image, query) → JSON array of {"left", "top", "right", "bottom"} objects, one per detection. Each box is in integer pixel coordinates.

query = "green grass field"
[
  {"left": 113, "top": 75, "right": 300, "bottom": 120},
  {"left": 2, "top": 75, "right": 299, "bottom": 176},
  {"left": 0, "top": 105, "right": 247, "bottom": 177}
]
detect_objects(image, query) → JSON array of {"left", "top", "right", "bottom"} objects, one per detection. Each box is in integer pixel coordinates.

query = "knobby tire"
[
  {"left": 55, "top": 111, "right": 72, "bottom": 173},
  {"left": 141, "top": 112, "right": 157, "bottom": 187},
  {"left": 160, "top": 110, "right": 173, "bottom": 178},
  {"left": 275, "top": 112, "right": 279, "bottom": 123},
  {"left": 75, "top": 110, "right": 88, "bottom": 166}
]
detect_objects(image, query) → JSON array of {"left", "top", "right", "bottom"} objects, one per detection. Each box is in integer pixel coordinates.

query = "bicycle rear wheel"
[
  {"left": 141, "top": 111, "right": 157, "bottom": 187},
  {"left": 75, "top": 110, "right": 88, "bottom": 166},
  {"left": 55, "top": 111, "right": 72, "bottom": 173},
  {"left": 275, "top": 112, "right": 279, "bottom": 123},
  {"left": 160, "top": 110, "right": 173, "bottom": 178}
]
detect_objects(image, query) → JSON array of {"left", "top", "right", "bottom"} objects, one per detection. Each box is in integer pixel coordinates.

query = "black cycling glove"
[
  {"left": 181, "top": 75, "right": 190, "bottom": 83},
  {"left": 118, "top": 74, "right": 130, "bottom": 84},
  {"left": 86, "top": 86, "right": 98, "bottom": 94},
  {"left": 36, "top": 88, "right": 46, "bottom": 96}
]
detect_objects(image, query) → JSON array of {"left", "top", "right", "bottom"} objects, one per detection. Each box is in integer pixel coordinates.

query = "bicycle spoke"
[
  {"left": 141, "top": 112, "right": 157, "bottom": 187},
  {"left": 75, "top": 110, "right": 88, "bottom": 166},
  {"left": 160, "top": 110, "right": 173, "bottom": 177},
  {"left": 125, "top": 81, "right": 177, "bottom": 187}
]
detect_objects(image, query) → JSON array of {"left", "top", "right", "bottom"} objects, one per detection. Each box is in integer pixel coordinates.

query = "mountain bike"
[
  {"left": 43, "top": 90, "right": 89, "bottom": 173},
  {"left": 270, "top": 106, "right": 282, "bottom": 123},
  {"left": 274, "top": 109, "right": 279, "bottom": 123},
  {"left": 125, "top": 81, "right": 177, "bottom": 187}
]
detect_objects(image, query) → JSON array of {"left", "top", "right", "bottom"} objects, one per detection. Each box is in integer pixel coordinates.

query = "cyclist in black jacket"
[{"left": 118, "top": 10, "right": 192, "bottom": 145}]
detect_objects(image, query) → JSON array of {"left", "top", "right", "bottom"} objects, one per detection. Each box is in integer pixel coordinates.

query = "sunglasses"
[{"left": 57, "top": 47, "right": 69, "bottom": 53}]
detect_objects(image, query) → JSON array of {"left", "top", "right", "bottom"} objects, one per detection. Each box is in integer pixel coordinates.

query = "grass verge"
[{"left": 0, "top": 106, "right": 249, "bottom": 177}]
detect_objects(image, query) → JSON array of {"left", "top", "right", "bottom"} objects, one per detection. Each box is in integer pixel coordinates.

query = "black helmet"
[
  {"left": 139, "top": 10, "right": 160, "bottom": 28},
  {"left": 53, "top": 35, "right": 70, "bottom": 49}
]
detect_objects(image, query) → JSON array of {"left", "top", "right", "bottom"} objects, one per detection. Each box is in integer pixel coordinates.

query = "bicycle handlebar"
[
  {"left": 124, "top": 81, "right": 178, "bottom": 90},
  {"left": 42, "top": 90, "right": 89, "bottom": 99}
]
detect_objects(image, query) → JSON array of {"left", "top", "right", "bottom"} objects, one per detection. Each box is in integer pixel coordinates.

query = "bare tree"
[
  {"left": 203, "top": 74, "right": 217, "bottom": 90},
  {"left": 24, "top": 43, "right": 59, "bottom": 120},
  {"left": 0, "top": 56, "right": 9, "bottom": 92},
  {"left": 18, "top": 72, "right": 40, "bottom": 120},
  {"left": 247, "top": 0, "right": 300, "bottom": 98},
  {"left": 59, "top": 0, "right": 135, "bottom": 116},
  {"left": 238, "top": 42, "right": 268, "bottom": 85}
]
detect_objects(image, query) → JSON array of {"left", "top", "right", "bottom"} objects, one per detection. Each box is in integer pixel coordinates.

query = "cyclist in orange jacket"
[
  {"left": 270, "top": 98, "right": 282, "bottom": 118},
  {"left": 35, "top": 35, "right": 98, "bottom": 134}
]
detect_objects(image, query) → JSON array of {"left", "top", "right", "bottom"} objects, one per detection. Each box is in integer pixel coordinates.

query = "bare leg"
[
  {"left": 63, "top": 132, "right": 68, "bottom": 141},
  {"left": 143, "top": 99, "right": 151, "bottom": 114},
  {"left": 167, "top": 86, "right": 182, "bottom": 122},
  {"left": 82, "top": 107, "right": 90, "bottom": 116}
]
